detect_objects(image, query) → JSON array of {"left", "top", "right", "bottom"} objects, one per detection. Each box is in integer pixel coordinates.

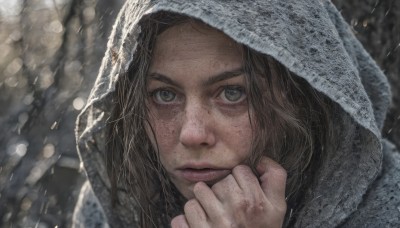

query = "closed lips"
[{"left": 178, "top": 168, "right": 231, "bottom": 184}]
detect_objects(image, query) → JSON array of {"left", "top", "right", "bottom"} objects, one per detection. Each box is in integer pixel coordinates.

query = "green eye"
[
  {"left": 154, "top": 90, "right": 176, "bottom": 103},
  {"left": 223, "top": 86, "right": 245, "bottom": 102}
]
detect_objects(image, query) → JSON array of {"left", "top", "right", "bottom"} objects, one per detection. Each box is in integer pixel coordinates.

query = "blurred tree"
[{"left": 0, "top": 0, "right": 123, "bottom": 226}]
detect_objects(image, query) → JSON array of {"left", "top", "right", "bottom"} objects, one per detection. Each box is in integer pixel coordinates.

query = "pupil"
[
  {"left": 225, "top": 88, "right": 241, "bottom": 101},
  {"left": 160, "top": 90, "right": 175, "bottom": 101}
]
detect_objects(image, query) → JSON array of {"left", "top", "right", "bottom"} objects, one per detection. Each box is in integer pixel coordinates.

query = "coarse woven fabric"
[{"left": 73, "top": 0, "right": 400, "bottom": 227}]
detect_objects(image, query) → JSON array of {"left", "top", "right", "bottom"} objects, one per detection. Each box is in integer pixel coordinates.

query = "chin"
[{"left": 177, "top": 184, "right": 195, "bottom": 200}]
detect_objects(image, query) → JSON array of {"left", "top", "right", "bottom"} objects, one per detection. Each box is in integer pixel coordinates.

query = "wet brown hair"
[{"left": 107, "top": 12, "right": 332, "bottom": 227}]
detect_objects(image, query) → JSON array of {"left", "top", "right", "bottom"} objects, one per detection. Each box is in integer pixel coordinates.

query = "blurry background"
[{"left": 0, "top": 0, "right": 398, "bottom": 227}]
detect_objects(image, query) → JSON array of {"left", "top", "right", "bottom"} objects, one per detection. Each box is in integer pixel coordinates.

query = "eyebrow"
[
  {"left": 148, "top": 73, "right": 181, "bottom": 88},
  {"left": 148, "top": 67, "right": 244, "bottom": 87},
  {"left": 202, "top": 68, "right": 244, "bottom": 86}
]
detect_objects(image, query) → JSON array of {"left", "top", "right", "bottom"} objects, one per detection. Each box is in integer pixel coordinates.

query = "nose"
[{"left": 179, "top": 103, "right": 216, "bottom": 148}]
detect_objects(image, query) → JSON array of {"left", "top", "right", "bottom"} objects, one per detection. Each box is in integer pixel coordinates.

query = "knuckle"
[
  {"left": 184, "top": 199, "right": 199, "bottom": 212},
  {"left": 236, "top": 197, "right": 270, "bottom": 217},
  {"left": 247, "top": 201, "right": 267, "bottom": 216},
  {"left": 271, "top": 164, "right": 287, "bottom": 181},
  {"left": 269, "top": 161, "right": 287, "bottom": 178},
  {"left": 277, "top": 167, "right": 287, "bottom": 178},
  {"left": 252, "top": 201, "right": 267, "bottom": 213},
  {"left": 233, "top": 193, "right": 250, "bottom": 210}
]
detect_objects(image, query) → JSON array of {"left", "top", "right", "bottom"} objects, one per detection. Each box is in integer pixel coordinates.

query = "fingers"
[
  {"left": 171, "top": 215, "right": 189, "bottom": 228},
  {"left": 192, "top": 182, "right": 222, "bottom": 221},
  {"left": 231, "top": 165, "right": 265, "bottom": 202},
  {"left": 256, "top": 157, "right": 287, "bottom": 209},
  {"left": 176, "top": 159, "right": 287, "bottom": 228},
  {"left": 184, "top": 198, "right": 208, "bottom": 228},
  {"left": 211, "top": 173, "right": 241, "bottom": 202}
]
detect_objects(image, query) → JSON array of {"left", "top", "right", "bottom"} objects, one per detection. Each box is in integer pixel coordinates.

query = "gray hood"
[{"left": 75, "top": 0, "right": 391, "bottom": 227}]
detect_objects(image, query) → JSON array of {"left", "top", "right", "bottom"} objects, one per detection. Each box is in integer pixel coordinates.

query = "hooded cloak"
[{"left": 73, "top": 0, "right": 400, "bottom": 227}]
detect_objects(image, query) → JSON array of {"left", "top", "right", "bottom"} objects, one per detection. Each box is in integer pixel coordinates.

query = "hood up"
[{"left": 75, "top": 0, "right": 391, "bottom": 227}]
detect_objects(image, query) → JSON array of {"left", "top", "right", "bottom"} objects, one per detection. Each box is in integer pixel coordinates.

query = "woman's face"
[{"left": 146, "top": 21, "right": 253, "bottom": 199}]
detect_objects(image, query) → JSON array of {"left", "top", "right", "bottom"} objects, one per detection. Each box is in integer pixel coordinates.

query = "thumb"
[{"left": 256, "top": 157, "right": 287, "bottom": 207}]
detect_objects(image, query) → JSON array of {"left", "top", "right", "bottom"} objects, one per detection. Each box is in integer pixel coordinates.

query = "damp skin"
[
  {"left": 146, "top": 21, "right": 287, "bottom": 228},
  {"left": 146, "top": 21, "right": 253, "bottom": 199}
]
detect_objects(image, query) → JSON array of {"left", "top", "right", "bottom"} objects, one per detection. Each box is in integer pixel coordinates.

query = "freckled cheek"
[
  {"left": 146, "top": 103, "right": 181, "bottom": 142},
  {"left": 147, "top": 115, "right": 181, "bottom": 155},
  {"left": 219, "top": 115, "right": 254, "bottom": 159}
]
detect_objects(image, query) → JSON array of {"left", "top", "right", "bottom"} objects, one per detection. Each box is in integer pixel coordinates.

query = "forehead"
[
  {"left": 149, "top": 21, "right": 243, "bottom": 77},
  {"left": 155, "top": 21, "right": 239, "bottom": 50}
]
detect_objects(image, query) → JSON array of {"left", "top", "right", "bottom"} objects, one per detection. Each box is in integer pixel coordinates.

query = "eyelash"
[
  {"left": 148, "top": 85, "right": 247, "bottom": 105},
  {"left": 217, "top": 85, "right": 247, "bottom": 104},
  {"left": 148, "top": 87, "right": 178, "bottom": 104}
]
